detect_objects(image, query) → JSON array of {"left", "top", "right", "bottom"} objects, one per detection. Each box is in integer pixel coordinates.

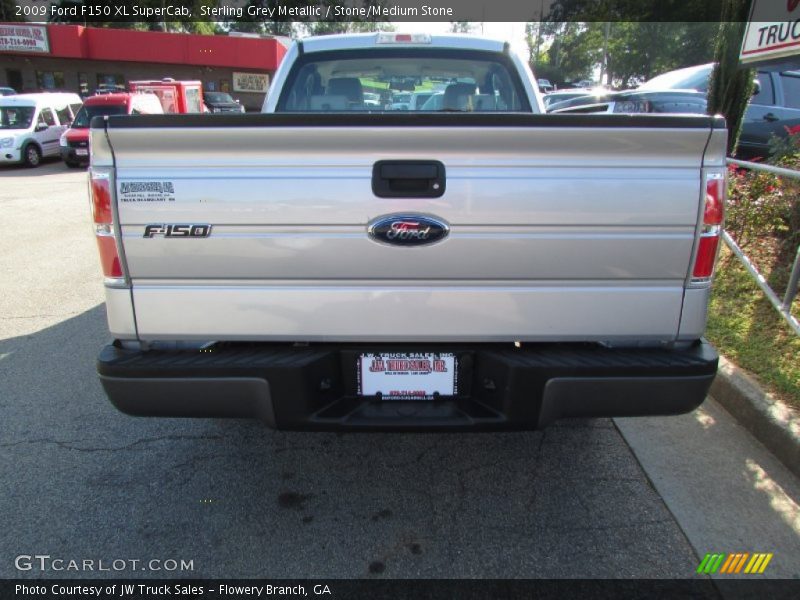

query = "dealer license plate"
[
  {"left": 75, "top": 148, "right": 88, "bottom": 156},
  {"left": 358, "top": 352, "right": 457, "bottom": 400}
]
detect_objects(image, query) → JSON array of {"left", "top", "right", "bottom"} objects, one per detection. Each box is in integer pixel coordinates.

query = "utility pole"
[
  {"left": 600, "top": 22, "right": 611, "bottom": 86},
  {"left": 534, "top": 2, "right": 544, "bottom": 65}
]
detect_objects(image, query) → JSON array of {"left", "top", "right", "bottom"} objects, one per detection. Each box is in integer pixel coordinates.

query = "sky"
[{"left": 383, "top": 22, "right": 531, "bottom": 60}]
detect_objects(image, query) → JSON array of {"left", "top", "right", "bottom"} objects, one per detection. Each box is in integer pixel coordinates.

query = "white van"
[{"left": 0, "top": 92, "right": 83, "bottom": 167}]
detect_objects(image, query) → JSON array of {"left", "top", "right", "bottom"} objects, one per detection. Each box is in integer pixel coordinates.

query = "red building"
[{"left": 0, "top": 23, "right": 287, "bottom": 110}]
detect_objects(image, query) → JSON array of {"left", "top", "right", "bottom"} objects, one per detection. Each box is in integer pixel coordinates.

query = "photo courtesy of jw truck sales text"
[{"left": 15, "top": 583, "right": 332, "bottom": 596}]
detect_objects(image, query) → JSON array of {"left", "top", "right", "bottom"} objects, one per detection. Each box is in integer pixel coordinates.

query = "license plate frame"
[
  {"left": 357, "top": 352, "right": 457, "bottom": 400},
  {"left": 75, "top": 148, "right": 88, "bottom": 156}
]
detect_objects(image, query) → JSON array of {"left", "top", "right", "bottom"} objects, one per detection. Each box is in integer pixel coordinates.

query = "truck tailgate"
[{"left": 93, "top": 114, "right": 725, "bottom": 343}]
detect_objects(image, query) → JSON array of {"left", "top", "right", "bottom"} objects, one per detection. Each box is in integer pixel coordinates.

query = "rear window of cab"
[{"left": 277, "top": 49, "right": 530, "bottom": 113}]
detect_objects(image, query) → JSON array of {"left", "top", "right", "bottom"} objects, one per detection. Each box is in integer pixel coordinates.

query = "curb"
[{"left": 710, "top": 356, "right": 800, "bottom": 479}]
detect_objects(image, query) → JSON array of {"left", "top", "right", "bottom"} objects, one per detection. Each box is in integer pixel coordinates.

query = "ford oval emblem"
[{"left": 368, "top": 214, "right": 449, "bottom": 247}]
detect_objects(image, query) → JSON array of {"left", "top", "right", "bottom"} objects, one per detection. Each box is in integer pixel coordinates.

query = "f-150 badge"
[
  {"left": 368, "top": 214, "right": 449, "bottom": 247},
  {"left": 143, "top": 224, "right": 212, "bottom": 238}
]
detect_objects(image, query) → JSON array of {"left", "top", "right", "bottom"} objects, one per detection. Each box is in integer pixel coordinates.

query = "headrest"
[
  {"left": 443, "top": 83, "right": 478, "bottom": 110},
  {"left": 327, "top": 78, "right": 364, "bottom": 103}
]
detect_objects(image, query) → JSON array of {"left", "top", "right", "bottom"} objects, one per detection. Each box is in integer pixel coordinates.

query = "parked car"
[
  {"left": 203, "top": 91, "right": 245, "bottom": 113},
  {"left": 94, "top": 84, "right": 128, "bottom": 96},
  {"left": 363, "top": 92, "right": 382, "bottom": 108},
  {"left": 538, "top": 78, "right": 554, "bottom": 93},
  {"left": 128, "top": 79, "right": 205, "bottom": 114},
  {"left": 0, "top": 87, "right": 17, "bottom": 96},
  {"left": 0, "top": 92, "right": 82, "bottom": 167},
  {"left": 549, "top": 62, "right": 799, "bottom": 159},
  {"left": 547, "top": 88, "right": 707, "bottom": 115},
  {"left": 420, "top": 91, "right": 444, "bottom": 110},
  {"left": 543, "top": 88, "right": 602, "bottom": 109},
  {"left": 635, "top": 63, "right": 711, "bottom": 92},
  {"left": 60, "top": 93, "right": 163, "bottom": 168},
  {"left": 409, "top": 91, "right": 435, "bottom": 110},
  {"left": 388, "top": 91, "right": 412, "bottom": 110},
  {"left": 721, "top": 67, "right": 800, "bottom": 159}
]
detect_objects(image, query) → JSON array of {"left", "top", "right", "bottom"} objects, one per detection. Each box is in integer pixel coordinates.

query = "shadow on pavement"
[
  {"left": 0, "top": 159, "right": 75, "bottom": 177},
  {"left": 0, "top": 306, "right": 700, "bottom": 579}
]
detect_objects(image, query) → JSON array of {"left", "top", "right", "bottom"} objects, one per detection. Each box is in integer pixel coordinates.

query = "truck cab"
[{"left": 128, "top": 78, "right": 205, "bottom": 114}]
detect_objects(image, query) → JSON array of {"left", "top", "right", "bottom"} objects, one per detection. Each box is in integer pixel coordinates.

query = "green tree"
[
  {"left": 707, "top": 0, "right": 755, "bottom": 156},
  {"left": 531, "top": 22, "right": 603, "bottom": 85},
  {"left": 547, "top": 0, "right": 723, "bottom": 22},
  {"left": 303, "top": 1, "right": 392, "bottom": 36},
  {"left": 537, "top": 1, "right": 722, "bottom": 87},
  {"left": 0, "top": 0, "right": 24, "bottom": 21},
  {"left": 530, "top": 20, "right": 718, "bottom": 89},
  {"left": 679, "top": 22, "right": 724, "bottom": 67},
  {"left": 227, "top": 1, "right": 305, "bottom": 37},
  {"left": 603, "top": 22, "right": 718, "bottom": 87},
  {"left": 605, "top": 22, "right": 667, "bottom": 86},
  {"left": 525, "top": 22, "right": 542, "bottom": 65},
  {"left": 558, "top": 23, "right": 603, "bottom": 81}
]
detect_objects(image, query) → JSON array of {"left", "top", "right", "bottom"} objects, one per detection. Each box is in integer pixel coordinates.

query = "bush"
[
  {"left": 706, "top": 129, "right": 800, "bottom": 408},
  {"left": 727, "top": 128, "right": 800, "bottom": 262}
]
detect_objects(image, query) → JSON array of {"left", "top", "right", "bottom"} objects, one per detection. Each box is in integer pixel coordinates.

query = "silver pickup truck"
[{"left": 90, "top": 33, "right": 724, "bottom": 430}]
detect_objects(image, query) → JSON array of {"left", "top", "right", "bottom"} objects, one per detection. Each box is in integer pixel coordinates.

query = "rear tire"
[{"left": 22, "top": 144, "right": 41, "bottom": 168}]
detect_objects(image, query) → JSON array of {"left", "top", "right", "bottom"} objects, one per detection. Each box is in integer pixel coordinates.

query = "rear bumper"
[{"left": 97, "top": 340, "right": 718, "bottom": 431}]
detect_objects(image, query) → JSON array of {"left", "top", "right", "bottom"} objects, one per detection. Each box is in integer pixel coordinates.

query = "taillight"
[
  {"left": 693, "top": 236, "right": 720, "bottom": 279},
  {"left": 704, "top": 176, "right": 724, "bottom": 225},
  {"left": 692, "top": 172, "right": 725, "bottom": 282},
  {"left": 90, "top": 169, "right": 123, "bottom": 281},
  {"left": 95, "top": 235, "right": 122, "bottom": 278},
  {"left": 91, "top": 172, "right": 112, "bottom": 224}
]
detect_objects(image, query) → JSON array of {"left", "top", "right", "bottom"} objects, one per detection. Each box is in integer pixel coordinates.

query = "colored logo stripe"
[
  {"left": 697, "top": 553, "right": 725, "bottom": 574},
  {"left": 719, "top": 553, "right": 735, "bottom": 574},
  {"left": 733, "top": 553, "right": 748, "bottom": 574},
  {"left": 698, "top": 553, "right": 773, "bottom": 574},
  {"left": 745, "top": 553, "right": 773, "bottom": 574}
]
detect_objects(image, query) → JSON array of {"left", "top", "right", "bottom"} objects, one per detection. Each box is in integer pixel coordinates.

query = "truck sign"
[
  {"left": 740, "top": 0, "right": 800, "bottom": 65},
  {"left": 0, "top": 24, "right": 49, "bottom": 54}
]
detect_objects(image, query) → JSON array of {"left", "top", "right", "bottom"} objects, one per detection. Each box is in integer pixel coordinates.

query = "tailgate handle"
[{"left": 372, "top": 160, "right": 446, "bottom": 198}]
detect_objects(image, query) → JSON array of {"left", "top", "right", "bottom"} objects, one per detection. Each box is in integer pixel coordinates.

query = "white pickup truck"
[{"left": 90, "top": 33, "right": 724, "bottom": 430}]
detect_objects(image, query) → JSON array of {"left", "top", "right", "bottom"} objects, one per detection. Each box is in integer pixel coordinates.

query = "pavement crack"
[
  {"left": 0, "top": 438, "right": 82, "bottom": 449},
  {"left": 0, "top": 434, "right": 224, "bottom": 452},
  {"left": 63, "top": 434, "right": 226, "bottom": 452}
]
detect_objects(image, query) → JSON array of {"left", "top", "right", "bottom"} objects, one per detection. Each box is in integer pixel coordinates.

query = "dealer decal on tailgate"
[
  {"left": 119, "top": 181, "right": 175, "bottom": 202},
  {"left": 358, "top": 352, "right": 457, "bottom": 400}
]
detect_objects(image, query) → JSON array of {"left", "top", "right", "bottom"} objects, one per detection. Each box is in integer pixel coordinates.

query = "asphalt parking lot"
[{"left": 1, "top": 161, "right": 798, "bottom": 582}]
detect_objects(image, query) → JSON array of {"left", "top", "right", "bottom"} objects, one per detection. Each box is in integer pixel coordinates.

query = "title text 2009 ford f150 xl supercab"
[{"left": 90, "top": 33, "right": 724, "bottom": 430}]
